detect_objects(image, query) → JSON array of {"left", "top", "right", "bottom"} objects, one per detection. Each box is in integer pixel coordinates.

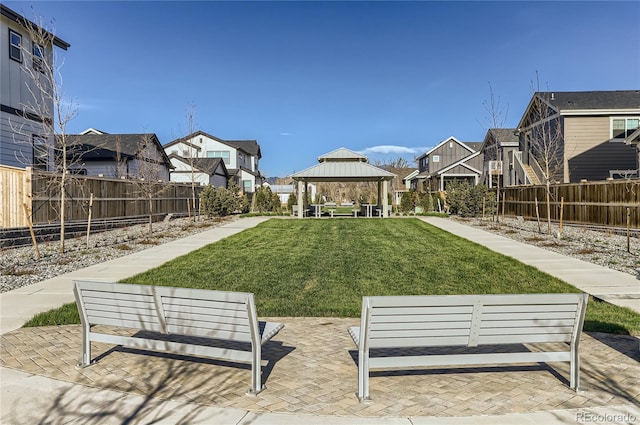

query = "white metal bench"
[
  {"left": 74, "top": 280, "right": 284, "bottom": 395},
  {"left": 349, "top": 293, "right": 588, "bottom": 401}
]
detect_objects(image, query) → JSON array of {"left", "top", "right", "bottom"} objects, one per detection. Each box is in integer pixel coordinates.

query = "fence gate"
[{"left": 0, "top": 166, "right": 32, "bottom": 228}]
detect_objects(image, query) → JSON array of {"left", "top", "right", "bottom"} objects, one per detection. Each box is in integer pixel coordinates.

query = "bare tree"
[
  {"left": 8, "top": 9, "right": 79, "bottom": 253},
  {"left": 184, "top": 103, "right": 199, "bottom": 221},
  {"left": 525, "top": 74, "right": 564, "bottom": 233},
  {"left": 133, "top": 134, "right": 167, "bottom": 235},
  {"left": 481, "top": 82, "right": 508, "bottom": 222}
]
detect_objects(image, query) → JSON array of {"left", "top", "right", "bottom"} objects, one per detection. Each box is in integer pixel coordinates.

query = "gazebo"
[{"left": 290, "top": 148, "right": 396, "bottom": 218}]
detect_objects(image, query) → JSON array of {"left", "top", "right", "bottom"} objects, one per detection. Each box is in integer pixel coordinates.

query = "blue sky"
[{"left": 5, "top": 1, "right": 640, "bottom": 177}]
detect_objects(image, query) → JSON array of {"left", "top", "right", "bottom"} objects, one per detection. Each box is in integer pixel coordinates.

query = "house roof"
[
  {"left": 416, "top": 137, "right": 474, "bottom": 160},
  {"left": 1, "top": 4, "right": 70, "bottom": 50},
  {"left": 226, "top": 140, "right": 261, "bottom": 158},
  {"left": 291, "top": 147, "right": 395, "bottom": 182},
  {"left": 65, "top": 133, "right": 171, "bottom": 165},
  {"left": 169, "top": 154, "right": 228, "bottom": 176},
  {"left": 164, "top": 131, "right": 261, "bottom": 158},
  {"left": 544, "top": 90, "right": 640, "bottom": 111},
  {"left": 480, "top": 128, "right": 519, "bottom": 152},
  {"left": 464, "top": 142, "right": 483, "bottom": 151}
]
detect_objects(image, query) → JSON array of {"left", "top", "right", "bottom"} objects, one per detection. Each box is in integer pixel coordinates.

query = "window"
[
  {"left": 243, "top": 180, "right": 252, "bottom": 192},
  {"left": 32, "top": 135, "right": 48, "bottom": 170},
  {"left": 32, "top": 42, "right": 44, "bottom": 72},
  {"left": 206, "top": 150, "right": 230, "bottom": 164},
  {"left": 432, "top": 155, "right": 440, "bottom": 163},
  {"left": 9, "top": 30, "right": 22, "bottom": 62},
  {"left": 612, "top": 117, "right": 640, "bottom": 140}
]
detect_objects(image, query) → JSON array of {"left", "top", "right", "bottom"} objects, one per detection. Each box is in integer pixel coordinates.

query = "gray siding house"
[
  {"left": 412, "top": 136, "right": 483, "bottom": 192},
  {"left": 65, "top": 130, "right": 173, "bottom": 181},
  {"left": 479, "top": 128, "right": 520, "bottom": 188},
  {"left": 0, "top": 5, "right": 70, "bottom": 170}
]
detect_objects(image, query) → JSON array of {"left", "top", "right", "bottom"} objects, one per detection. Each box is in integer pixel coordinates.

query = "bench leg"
[
  {"left": 358, "top": 350, "right": 371, "bottom": 402},
  {"left": 77, "top": 322, "right": 93, "bottom": 368},
  {"left": 570, "top": 346, "right": 580, "bottom": 391},
  {"left": 247, "top": 345, "right": 264, "bottom": 395}
]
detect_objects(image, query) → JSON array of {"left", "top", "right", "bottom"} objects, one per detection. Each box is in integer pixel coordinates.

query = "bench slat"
[
  {"left": 371, "top": 314, "right": 473, "bottom": 324},
  {"left": 481, "top": 319, "right": 576, "bottom": 328},
  {"left": 79, "top": 289, "right": 154, "bottom": 304},
  {"left": 371, "top": 306, "right": 474, "bottom": 315},
  {"left": 86, "top": 316, "right": 164, "bottom": 332},
  {"left": 161, "top": 297, "right": 247, "bottom": 311},
  {"left": 479, "top": 326, "right": 574, "bottom": 336},
  {"left": 165, "top": 324, "right": 253, "bottom": 342},
  {"left": 163, "top": 304, "right": 251, "bottom": 319},
  {"left": 368, "top": 351, "right": 572, "bottom": 369},
  {"left": 84, "top": 301, "right": 156, "bottom": 311},
  {"left": 482, "top": 304, "right": 578, "bottom": 313},
  {"left": 370, "top": 329, "right": 471, "bottom": 339},
  {"left": 369, "top": 336, "right": 470, "bottom": 348},
  {"left": 86, "top": 310, "right": 159, "bottom": 323},
  {"left": 478, "top": 333, "right": 572, "bottom": 344},
  {"left": 482, "top": 311, "right": 578, "bottom": 321},
  {"left": 370, "top": 321, "right": 472, "bottom": 331}
]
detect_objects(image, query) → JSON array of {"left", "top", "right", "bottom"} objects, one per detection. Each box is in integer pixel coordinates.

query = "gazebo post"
[
  {"left": 297, "top": 180, "right": 304, "bottom": 218},
  {"left": 382, "top": 180, "right": 389, "bottom": 217}
]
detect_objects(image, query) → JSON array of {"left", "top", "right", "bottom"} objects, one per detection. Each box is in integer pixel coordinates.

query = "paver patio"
[{"left": 1, "top": 317, "right": 638, "bottom": 418}]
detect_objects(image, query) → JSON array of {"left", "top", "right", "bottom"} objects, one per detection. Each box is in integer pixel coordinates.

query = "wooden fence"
[
  {"left": 499, "top": 180, "right": 640, "bottom": 228},
  {"left": 0, "top": 165, "right": 31, "bottom": 228},
  {"left": 1, "top": 166, "right": 203, "bottom": 228}
]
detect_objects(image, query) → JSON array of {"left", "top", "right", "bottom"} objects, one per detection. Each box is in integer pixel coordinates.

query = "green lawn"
[{"left": 25, "top": 218, "right": 640, "bottom": 334}]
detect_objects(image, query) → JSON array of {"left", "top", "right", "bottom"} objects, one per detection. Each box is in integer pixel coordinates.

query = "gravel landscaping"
[
  {"left": 1, "top": 215, "right": 638, "bottom": 294},
  {"left": 0, "top": 216, "right": 235, "bottom": 293},
  {"left": 453, "top": 216, "right": 640, "bottom": 277}
]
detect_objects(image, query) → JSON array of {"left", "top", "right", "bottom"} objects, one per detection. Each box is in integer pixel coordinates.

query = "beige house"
[{"left": 515, "top": 91, "right": 639, "bottom": 184}]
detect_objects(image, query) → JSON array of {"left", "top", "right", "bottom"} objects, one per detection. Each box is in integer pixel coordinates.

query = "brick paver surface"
[{"left": 1, "top": 318, "right": 638, "bottom": 417}]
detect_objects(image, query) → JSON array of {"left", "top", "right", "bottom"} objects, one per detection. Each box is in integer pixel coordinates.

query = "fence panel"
[
  {"left": 0, "top": 165, "right": 32, "bottom": 228},
  {"left": 501, "top": 180, "right": 640, "bottom": 228},
  {"left": 3, "top": 170, "right": 202, "bottom": 227}
]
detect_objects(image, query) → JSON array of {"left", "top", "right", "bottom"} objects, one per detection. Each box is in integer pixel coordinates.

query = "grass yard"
[{"left": 26, "top": 218, "right": 640, "bottom": 334}]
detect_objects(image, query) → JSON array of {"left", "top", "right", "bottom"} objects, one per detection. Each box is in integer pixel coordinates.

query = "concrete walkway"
[
  {"left": 1, "top": 216, "right": 639, "bottom": 425},
  {"left": 421, "top": 217, "right": 640, "bottom": 314}
]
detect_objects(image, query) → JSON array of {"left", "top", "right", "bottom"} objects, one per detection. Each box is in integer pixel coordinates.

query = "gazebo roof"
[{"left": 291, "top": 147, "right": 395, "bottom": 182}]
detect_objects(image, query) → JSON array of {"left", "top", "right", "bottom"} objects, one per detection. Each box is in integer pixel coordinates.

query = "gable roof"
[
  {"left": 319, "top": 147, "right": 368, "bottom": 162},
  {"left": 291, "top": 147, "right": 395, "bottom": 181},
  {"left": 226, "top": 140, "right": 261, "bottom": 158},
  {"left": 164, "top": 131, "right": 261, "bottom": 158},
  {"left": 518, "top": 91, "right": 640, "bottom": 130},
  {"left": 435, "top": 151, "right": 482, "bottom": 175},
  {"left": 65, "top": 133, "right": 171, "bottom": 165},
  {"left": 416, "top": 136, "right": 474, "bottom": 160},
  {"left": 168, "top": 154, "right": 228, "bottom": 176},
  {"left": 545, "top": 90, "right": 640, "bottom": 111},
  {"left": 480, "top": 128, "right": 519, "bottom": 151}
]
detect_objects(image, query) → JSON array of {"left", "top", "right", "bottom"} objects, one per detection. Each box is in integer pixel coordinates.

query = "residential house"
[
  {"left": 479, "top": 128, "right": 520, "bottom": 188},
  {"left": 515, "top": 91, "right": 639, "bottom": 184},
  {"left": 64, "top": 129, "right": 173, "bottom": 181},
  {"left": 168, "top": 154, "right": 228, "bottom": 187},
  {"left": 394, "top": 168, "right": 418, "bottom": 205},
  {"left": 1, "top": 4, "right": 70, "bottom": 170},
  {"left": 164, "top": 131, "right": 263, "bottom": 193},
  {"left": 410, "top": 136, "right": 483, "bottom": 192}
]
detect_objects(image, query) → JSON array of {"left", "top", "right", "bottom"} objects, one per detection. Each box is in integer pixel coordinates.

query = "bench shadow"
[
  {"left": 91, "top": 330, "right": 295, "bottom": 387},
  {"left": 348, "top": 345, "right": 569, "bottom": 386},
  {"left": 584, "top": 331, "right": 640, "bottom": 363}
]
